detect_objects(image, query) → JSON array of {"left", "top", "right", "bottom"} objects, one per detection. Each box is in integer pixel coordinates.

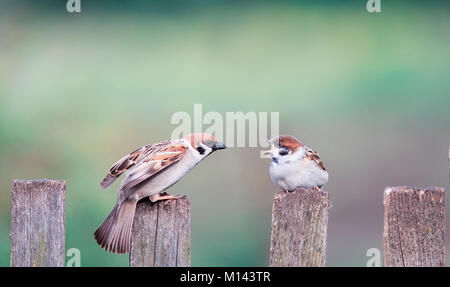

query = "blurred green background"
[{"left": 0, "top": 0, "right": 449, "bottom": 266}]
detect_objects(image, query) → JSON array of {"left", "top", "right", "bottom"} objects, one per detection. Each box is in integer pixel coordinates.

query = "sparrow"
[
  {"left": 94, "top": 133, "right": 226, "bottom": 254},
  {"left": 263, "top": 135, "right": 328, "bottom": 191}
]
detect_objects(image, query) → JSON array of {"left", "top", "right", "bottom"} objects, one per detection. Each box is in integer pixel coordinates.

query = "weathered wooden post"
[
  {"left": 129, "top": 197, "right": 191, "bottom": 267},
  {"left": 269, "top": 188, "right": 330, "bottom": 267},
  {"left": 10, "top": 179, "right": 66, "bottom": 267},
  {"left": 383, "top": 186, "right": 445, "bottom": 267}
]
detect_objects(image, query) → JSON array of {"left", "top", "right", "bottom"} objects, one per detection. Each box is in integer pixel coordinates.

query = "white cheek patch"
[
  {"left": 295, "top": 149, "right": 306, "bottom": 159},
  {"left": 277, "top": 148, "right": 304, "bottom": 164}
]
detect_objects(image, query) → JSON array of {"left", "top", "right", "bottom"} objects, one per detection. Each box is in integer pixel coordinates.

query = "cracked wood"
[
  {"left": 269, "top": 188, "right": 330, "bottom": 267},
  {"left": 10, "top": 179, "right": 66, "bottom": 267},
  {"left": 129, "top": 197, "right": 191, "bottom": 267},
  {"left": 383, "top": 186, "right": 445, "bottom": 267}
]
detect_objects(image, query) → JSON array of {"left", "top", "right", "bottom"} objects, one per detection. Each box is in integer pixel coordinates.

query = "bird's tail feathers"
[{"left": 94, "top": 198, "right": 137, "bottom": 254}]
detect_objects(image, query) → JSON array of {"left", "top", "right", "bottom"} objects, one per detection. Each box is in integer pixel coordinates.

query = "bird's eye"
[
  {"left": 279, "top": 149, "right": 289, "bottom": 156},
  {"left": 197, "top": 146, "right": 205, "bottom": 155}
]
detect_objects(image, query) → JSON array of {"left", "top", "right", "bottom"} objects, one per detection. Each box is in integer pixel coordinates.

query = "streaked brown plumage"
[{"left": 94, "top": 133, "right": 226, "bottom": 254}]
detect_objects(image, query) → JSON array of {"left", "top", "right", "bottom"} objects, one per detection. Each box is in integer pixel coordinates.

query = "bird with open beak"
[
  {"left": 263, "top": 135, "right": 328, "bottom": 191},
  {"left": 94, "top": 133, "right": 226, "bottom": 254}
]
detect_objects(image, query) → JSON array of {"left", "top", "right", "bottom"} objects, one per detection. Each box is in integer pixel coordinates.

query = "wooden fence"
[
  {"left": 8, "top": 146, "right": 450, "bottom": 267},
  {"left": 130, "top": 198, "right": 191, "bottom": 267},
  {"left": 11, "top": 180, "right": 65, "bottom": 267}
]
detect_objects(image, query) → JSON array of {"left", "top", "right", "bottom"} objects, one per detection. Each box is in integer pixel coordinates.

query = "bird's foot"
[
  {"left": 163, "top": 194, "right": 186, "bottom": 205},
  {"left": 150, "top": 193, "right": 185, "bottom": 203}
]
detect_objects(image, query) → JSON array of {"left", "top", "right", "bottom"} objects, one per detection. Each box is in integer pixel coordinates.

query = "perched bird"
[
  {"left": 94, "top": 133, "right": 226, "bottom": 254},
  {"left": 263, "top": 135, "right": 328, "bottom": 191}
]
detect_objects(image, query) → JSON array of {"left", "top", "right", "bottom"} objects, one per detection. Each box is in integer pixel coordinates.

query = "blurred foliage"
[{"left": 0, "top": 1, "right": 449, "bottom": 266}]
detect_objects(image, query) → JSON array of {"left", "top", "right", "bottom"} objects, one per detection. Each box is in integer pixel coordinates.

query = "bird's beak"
[
  {"left": 213, "top": 141, "right": 226, "bottom": 151},
  {"left": 261, "top": 146, "right": 275, "bottom": 158}
]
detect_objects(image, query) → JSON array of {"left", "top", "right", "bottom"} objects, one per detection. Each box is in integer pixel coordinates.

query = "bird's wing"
[
  {"left": 100, "top": 144, "right": 151, "bottom": 189},
  {"left": 118, "top": 141, "right": 188, "bottom": 191},
  {"left": 305, "top": 147, "right": 326, "bottom": 171}
]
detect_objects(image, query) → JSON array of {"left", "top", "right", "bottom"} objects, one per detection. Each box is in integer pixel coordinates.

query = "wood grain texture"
[
  {"left": 383, "top": 186, "right": 445, "bottom": 267},
  {"left": 10, "top": 179, "right": 66, "bottom": 267},
  {"left": 269, "top": 188, "right": 330, "bottom": 267},
  {"left": 129, "top": 197, "right": 190, "bottom": 267}
]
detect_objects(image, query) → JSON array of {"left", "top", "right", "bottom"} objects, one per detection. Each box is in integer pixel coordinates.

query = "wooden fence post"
[
  {"left": 129, "top": 197, "right": 191, "bottom": 267},
  {"left": 383, "top": 186, "right": 445, "bottom": 267},
  {"left": 10, "top": 179, "right": 66, "bottom": 267},
  {"left": 269, "top": 188, "right": 330, "bottom": 267}
]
